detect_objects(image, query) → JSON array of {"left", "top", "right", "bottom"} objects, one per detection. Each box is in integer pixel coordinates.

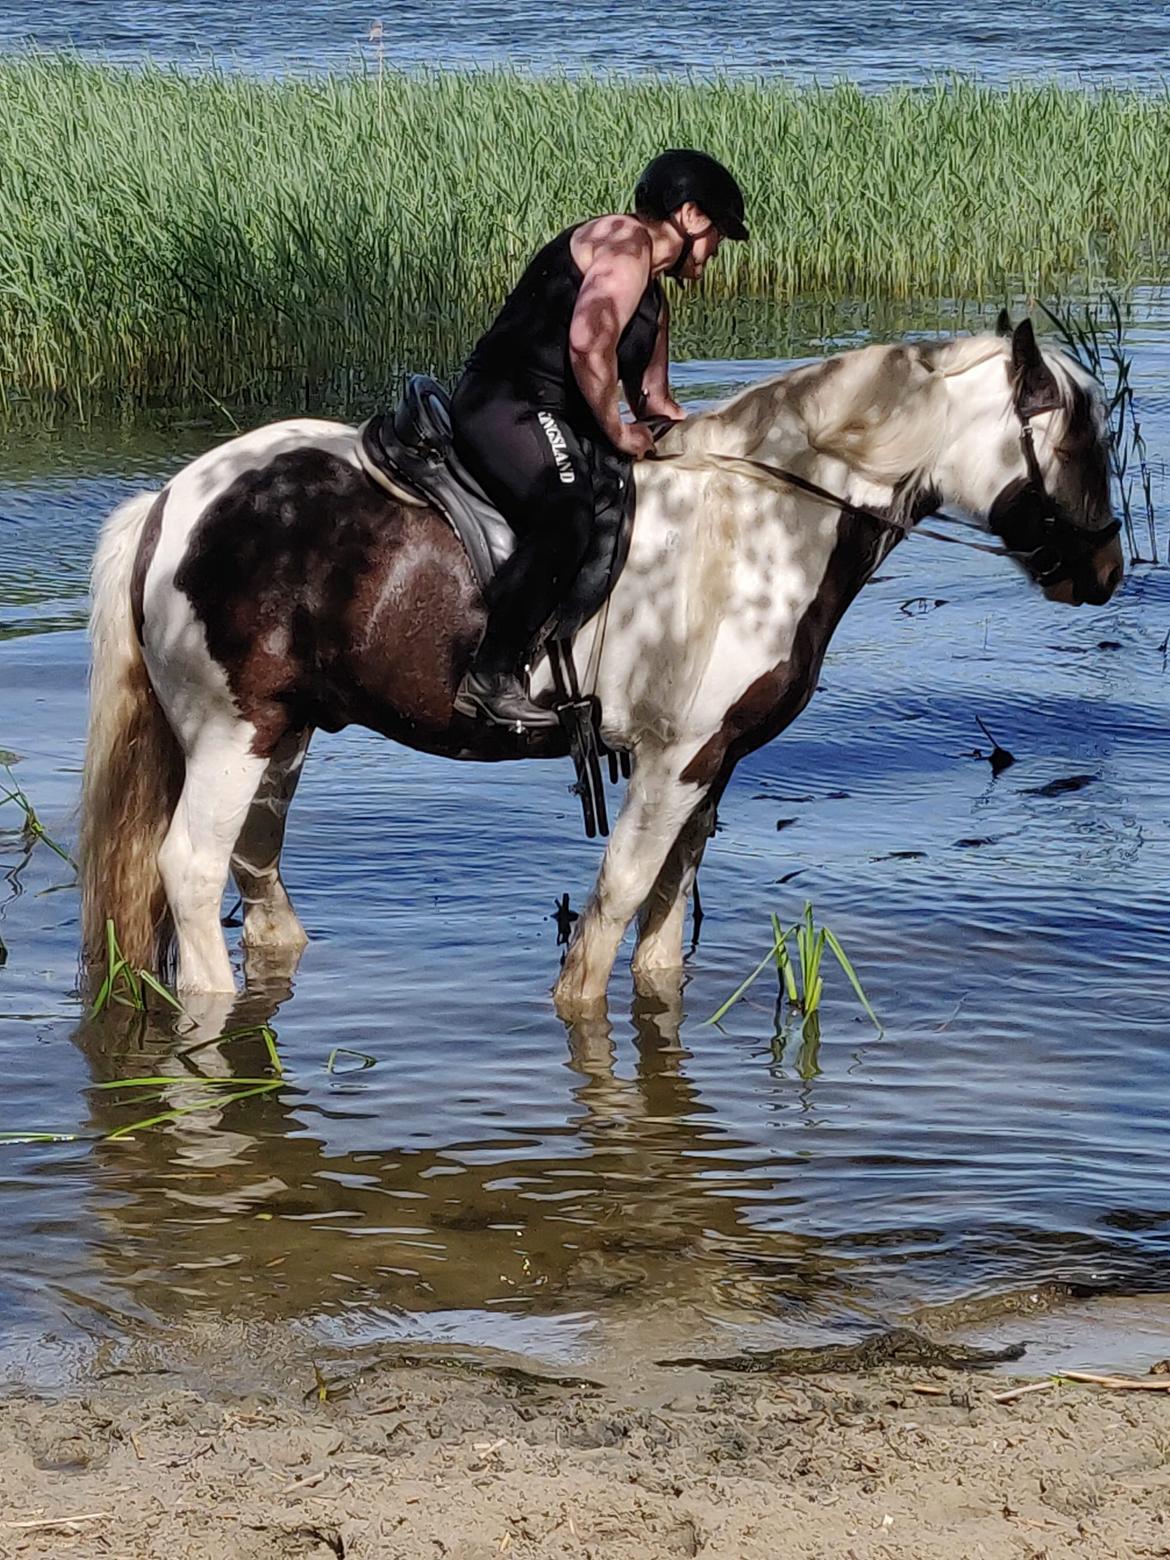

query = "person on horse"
[{"left": 450, "top": 148, "right": 749, "bottom": 730}]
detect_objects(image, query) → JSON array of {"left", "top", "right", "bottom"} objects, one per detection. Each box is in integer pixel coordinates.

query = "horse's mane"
[{"left": 660, "top": 331, "right": 1099, "bottom": 487}]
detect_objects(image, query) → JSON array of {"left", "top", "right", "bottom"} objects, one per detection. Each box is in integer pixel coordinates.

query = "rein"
[
  {"left": 648, "top": 402, "right": 1121, "bottom": 573},
  {"left": 648, "top": 447, "right": 1004, "bottom": 557}
]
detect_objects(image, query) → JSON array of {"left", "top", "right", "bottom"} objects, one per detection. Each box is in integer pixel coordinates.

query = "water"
[
  {"left": 2, "top": 294, "right": 1169, "bottom": 1373},
  {"left": 3, "top": 0, "right": 1170, "bottom": 86}
]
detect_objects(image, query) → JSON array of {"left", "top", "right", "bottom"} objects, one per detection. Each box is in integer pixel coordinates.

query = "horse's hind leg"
[
  {"left": 231, "top": 727, "right": 313, "bottom": 958},
  {"left": 631, "top": 794, "right": 716, "bottom": 982},
  {"left": 158, "top": 719, "right": 270, "bottom": 994}
]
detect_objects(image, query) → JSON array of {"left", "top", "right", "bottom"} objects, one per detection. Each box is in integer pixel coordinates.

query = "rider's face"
[
  {"left": 686, "top": 223, "right": 723, "bottom": 279},
  {"left": 674, "top": 202, "right": 723, "bottom": 280}
]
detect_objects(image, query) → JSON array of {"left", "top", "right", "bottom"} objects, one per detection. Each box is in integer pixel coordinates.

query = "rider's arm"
[
  {"left": 639, "top": 293, "right": 686, "bottom": 421},
  {"left": 568, "top": 219, "right": 654, "bottom": 455}
]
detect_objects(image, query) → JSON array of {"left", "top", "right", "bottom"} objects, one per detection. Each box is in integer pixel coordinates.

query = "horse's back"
[{"left": 156, "top": 418, "right": 361, "bottom": 566}]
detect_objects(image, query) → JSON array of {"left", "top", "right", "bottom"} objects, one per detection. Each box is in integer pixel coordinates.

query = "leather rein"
[{"left": 648, "top": 397, "right": 1121, "bottom": 582}]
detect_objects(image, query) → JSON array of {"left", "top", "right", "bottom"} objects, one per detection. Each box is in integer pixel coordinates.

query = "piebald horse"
[{"left": 80, "top": 320, "right": 1123, "bottom": 1016}]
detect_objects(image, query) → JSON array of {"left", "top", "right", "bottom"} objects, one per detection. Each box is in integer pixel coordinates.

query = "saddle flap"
[
  {"left": 359, "top": 376, "right": 515, "bottom": 587},
  {"left": 358, "top": 375, "right": 637, "bottom": 643}
]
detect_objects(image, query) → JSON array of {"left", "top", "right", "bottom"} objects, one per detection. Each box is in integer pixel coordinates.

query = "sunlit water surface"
[{"left": 3, "top": 0, "right": 1170, "bottom": 85}]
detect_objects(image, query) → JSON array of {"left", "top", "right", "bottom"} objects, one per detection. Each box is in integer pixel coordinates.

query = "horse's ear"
[
  {"left": 1010, "top": 318, "right": 1061, "bottom": 417},
  {"left": 995, "top": 308, "right": 1013, "bottom": 338}
]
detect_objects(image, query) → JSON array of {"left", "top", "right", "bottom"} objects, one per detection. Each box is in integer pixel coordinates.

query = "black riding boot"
[
  {"left": 453, "top": 544, "right": 563, "bottom": 730},
  {"left": 453, "top": 666, "right": 560, "bottom": 729}
]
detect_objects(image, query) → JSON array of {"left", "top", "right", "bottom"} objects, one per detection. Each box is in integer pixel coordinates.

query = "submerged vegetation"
[
  {"left": 0, "top": 1022, "right": 286, "bottom": 1145},
  {"left": 3, "top": 56, "right": 1170, "bottom": 405}
]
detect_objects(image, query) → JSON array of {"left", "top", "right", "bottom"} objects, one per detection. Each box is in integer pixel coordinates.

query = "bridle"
[{"left": 987, "top": 395, "right": 1121, "bottom": 590}]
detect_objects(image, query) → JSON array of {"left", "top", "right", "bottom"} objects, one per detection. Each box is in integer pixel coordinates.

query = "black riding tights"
[{"left": 450, "top": 372, "right": 595, "bottom": 671}]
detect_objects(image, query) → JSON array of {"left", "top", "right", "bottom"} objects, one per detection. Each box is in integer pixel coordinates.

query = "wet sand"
[{"left": 3, "top": 1310, "right": 1170, "bottom": 1560}]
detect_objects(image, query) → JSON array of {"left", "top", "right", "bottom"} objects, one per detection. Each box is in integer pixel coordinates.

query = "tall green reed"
[{"left": 3, "top": 57, "right": 1169, "bottom": 406}]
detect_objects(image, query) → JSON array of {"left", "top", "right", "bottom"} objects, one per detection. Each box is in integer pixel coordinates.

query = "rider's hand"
[{"left": 616, "top": 422, "right": 656, "bottom": 460}]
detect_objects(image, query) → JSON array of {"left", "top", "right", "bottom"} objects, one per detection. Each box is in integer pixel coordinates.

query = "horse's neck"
[
  {"left": 562, "top": 350, "right": 957, "bottom": 727},
  {"left": 671, "top": 361, "right": 937, "bottom": 529},
  {"left": 576, "top": 439, "right": 880, "bottom": 692},
  {"left": 931, "top": 351, "right": 1021, "bottom": 514},
  {"left": 664, "top": 374, "right": 811, "bottom": 465}
]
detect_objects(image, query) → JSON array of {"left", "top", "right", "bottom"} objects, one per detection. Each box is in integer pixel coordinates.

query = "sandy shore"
[{"left": 3, "top": 1315, "right": 1170, "bottom": 1560}]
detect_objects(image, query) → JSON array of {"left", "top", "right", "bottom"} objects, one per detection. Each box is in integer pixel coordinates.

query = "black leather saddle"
[
  {"left": 358, "top": 375, "right": 637, "bottom": 837},
  {"left": 359, "top": 377, "right": 513, "bottom": 590},
  {"left": 358, "top": 375, "right": 635, "bottom": 638}
]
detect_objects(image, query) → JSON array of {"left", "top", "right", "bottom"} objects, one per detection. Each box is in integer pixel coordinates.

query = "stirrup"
[{"left": 547, "top": 640, "right": 613, "bottom": 839}]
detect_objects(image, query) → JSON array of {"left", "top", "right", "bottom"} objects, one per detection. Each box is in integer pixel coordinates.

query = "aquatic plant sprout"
[
  {"left": 0, "top": 765, "right": 75, "bottom": 868},
  {"left": 3, "top": 58, "right": 1170, "bottom": 405},
  {"left": 707, "top": 904, "right": 882, "bottom": 1035},
  {"left": 0, "top": 926, "right": 376, "bottom": 1143},
  {"left": 89, "top": 918, "right": 183, "bottom": 1018},
  {"left": 2, "top": 939, "right": 288, "bottom": 1143}
]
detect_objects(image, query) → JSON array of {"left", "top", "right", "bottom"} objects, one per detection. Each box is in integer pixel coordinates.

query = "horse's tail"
[{"left": 79, "top": 490, "right": 184, "bottom": 979}]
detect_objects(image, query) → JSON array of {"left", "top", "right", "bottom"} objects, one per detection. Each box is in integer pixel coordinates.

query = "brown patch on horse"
[
  {"left": 1055, "top": 376, "right": 1111, "bottom": 521},
  {"left": 130, "top": 489, "right": 168, "bottom": 643},
  {"left": 174, "top": 450, "right": 567, "bottom": 762}
]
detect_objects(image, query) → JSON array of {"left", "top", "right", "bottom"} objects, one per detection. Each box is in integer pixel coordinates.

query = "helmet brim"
[{"left": 718, "top": 213, "right": 749, "bottom": 241}]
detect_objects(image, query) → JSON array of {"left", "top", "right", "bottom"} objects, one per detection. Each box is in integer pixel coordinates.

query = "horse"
[{"left": 79, "top": 318, "right": 1124, "bottom": 1017}]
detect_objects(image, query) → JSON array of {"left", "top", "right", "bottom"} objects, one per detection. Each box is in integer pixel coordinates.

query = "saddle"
[
  {"left": 359, "top": 377, "right": 513, "bottom": 589},
  {"left": 357, "top": 376, "right": 636, "bottom": 835}
]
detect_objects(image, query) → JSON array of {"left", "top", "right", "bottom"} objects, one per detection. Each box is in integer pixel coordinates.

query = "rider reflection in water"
[{"left": 450, "top": 150, "right": 749, "bottom": 730}]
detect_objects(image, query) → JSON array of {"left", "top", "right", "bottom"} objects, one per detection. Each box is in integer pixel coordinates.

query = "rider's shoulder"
[{"left": 575, "top": 213, "right": 652, "bottom": 265}]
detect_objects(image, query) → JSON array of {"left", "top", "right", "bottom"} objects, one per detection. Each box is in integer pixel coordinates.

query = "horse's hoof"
[{"left": 552, "top": 978, "right": 609, "bottom": 1024}]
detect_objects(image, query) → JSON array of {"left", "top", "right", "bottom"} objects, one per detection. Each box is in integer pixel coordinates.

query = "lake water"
[
  {"left": 2, "top": 2, "right": 1170, "bottom": 1377},
  {"left": 2, "top": 290, "right": 1169, "bottom": 1374},
  {"left": 3, "top": 0, "right": 1170, "bottom": 86}
]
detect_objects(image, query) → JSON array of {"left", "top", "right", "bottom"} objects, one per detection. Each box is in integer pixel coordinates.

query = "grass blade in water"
[
  {"left": 823, "top": 927, "right": 884, "bottom": 1034},
  {"left": 705, "top": 947, "right": 778, "bottom": 1026}
]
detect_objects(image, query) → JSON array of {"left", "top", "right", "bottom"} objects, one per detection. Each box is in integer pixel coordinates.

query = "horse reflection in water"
[
  {"left": 79, "top": 320, "right": 1122, "bottom": 1016},
  {"left": 73, "top": 989, "right": 841, "bottom": 1334}
]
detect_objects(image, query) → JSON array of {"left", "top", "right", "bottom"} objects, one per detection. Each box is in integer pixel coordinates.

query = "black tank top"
[{"left": 465, "top": 224, "right": 663, "bottom": 425}]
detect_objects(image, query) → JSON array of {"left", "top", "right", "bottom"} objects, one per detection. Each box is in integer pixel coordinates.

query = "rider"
[{"left": 450, "top": 149, "right": 748, "bottom": 729}]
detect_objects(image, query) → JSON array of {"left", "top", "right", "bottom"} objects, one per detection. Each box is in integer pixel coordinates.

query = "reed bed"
[{"left": 3, "top": 55, "right": 1170, "bottom": 404}]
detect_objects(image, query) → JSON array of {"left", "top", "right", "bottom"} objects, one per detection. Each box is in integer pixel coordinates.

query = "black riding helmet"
[{"left": 634, "top": 149, "right": 749, "bottom": 241}]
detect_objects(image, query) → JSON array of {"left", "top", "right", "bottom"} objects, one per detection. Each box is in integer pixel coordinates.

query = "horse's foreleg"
[
  {"left": 554, "top": 749, "right": 704, "bottom": 1017},
  {"left": 232, "top": 727, "right": 313, "bottom": 957},
  {"left": 158, "top": 721, "right": 270, "bottom": 994},
  {"left": 631, "top": 794, "right": 715, "bottom": 980}
]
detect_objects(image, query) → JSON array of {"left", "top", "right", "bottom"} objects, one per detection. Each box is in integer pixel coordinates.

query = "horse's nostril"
[{"left": 1084, "top": 564, "right": 1123, "bottom": 606}]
